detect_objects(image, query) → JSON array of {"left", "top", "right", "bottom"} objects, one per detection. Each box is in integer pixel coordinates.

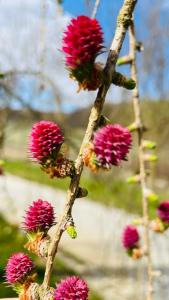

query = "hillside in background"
[{"left": 2, "top": 99, "right": 169, "bottom": 178}]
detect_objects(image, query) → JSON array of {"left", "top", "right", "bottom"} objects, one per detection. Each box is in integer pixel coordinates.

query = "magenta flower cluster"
[
  {"left": 55, "top": 276, "right": 88, "bottom": 300},
  {"left": 29, "top": 121, "right": 64, "bottom": 164},
  {"left": 5, "top": 253, "right": 34, "bottom": 284},
  {"left": 23, "top": 199, "right": 55, "bottom": 232},
  {"left": 93, "top": 124, "right": 132, "bottom": 168},
  {"left": 122, "top": 225, "right": 139, "bottom": 250},
  {"left": 62, "top": 15, "right": 103, "bottom": 68}
]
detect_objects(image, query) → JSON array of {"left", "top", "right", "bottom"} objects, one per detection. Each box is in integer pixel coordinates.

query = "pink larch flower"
[
  {"left": 23, "top": 199, "right": 55, "bottom": 232},
  {"left": 29, "top": 121, "right": 64, "bottom": 164},
  {"left": 122, "top": 225, "right": 140, "bottom": 250},
  {"left": 93, "top": 124, "right": 132, "bottom": 169},
  {"left": 54, "top": 276, "right": 88, "bottom": 300},
  {"left": 0, "top": 166, "right": 4, "bottom": 175},
  {"left": 62, "top": 16, "right": 103, "bottom": 91},
  {"left": 157, "top": 201, "right": 169, "bottom": 224},
  {"left": 62, "top": 15, "right": 103, "bottom": 68},
  {"left": 5, "top": 253, "right": 34, "bottom": 284}
]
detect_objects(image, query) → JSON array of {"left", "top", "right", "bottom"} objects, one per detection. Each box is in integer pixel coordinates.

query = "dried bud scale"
[
  {"left": 21, "top": 282, "right": 40, "bottom": 300},
  {"left": 83, "top": 143, "right": 99, "bottom": 172},
  {"left": 42, "top": 156, "right": 75, "bottom": 179},
  {"left": 25, "top": 233, "right": 50, "bottom": 257},
  {"left": 150, "top": 218, "right": 165, "bottom": 233},
  {"left": 39, "top": 286, "right": 55, "bottom": 300}
]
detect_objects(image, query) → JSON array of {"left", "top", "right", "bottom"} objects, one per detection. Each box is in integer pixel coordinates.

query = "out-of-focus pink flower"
[{"left": 122, "top": 225, "right": 139, "bottom": 250}]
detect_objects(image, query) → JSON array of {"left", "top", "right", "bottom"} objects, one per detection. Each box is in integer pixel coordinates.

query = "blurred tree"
[{"left": 141, "top": 3, "right": 169, "bottom": 100}]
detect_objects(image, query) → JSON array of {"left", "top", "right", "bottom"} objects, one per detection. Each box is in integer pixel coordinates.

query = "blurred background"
[{"left": 0, "top": 0, "right": 169, "bottom": 299}]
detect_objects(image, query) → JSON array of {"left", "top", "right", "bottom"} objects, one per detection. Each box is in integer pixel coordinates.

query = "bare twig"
[
  {"left": 91, "top": 0, "right": 101, "bottom": 19},
  {"left": 0, "top": 69, "right": 62, "bottom": 107},
  {"left": 39, "top": 0, "right": 47, "bottom": 69},
  {"left": 129, "top": 18, "right": 153, "bottom": 300},
  {"left": 42, "top": 0, "right": 137, "bottom": 294}
]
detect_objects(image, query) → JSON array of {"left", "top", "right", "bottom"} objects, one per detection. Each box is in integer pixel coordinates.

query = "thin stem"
[
  {"left": 91, "top": 0, "right": 101, "bottom": 19},
  {"left": 42, "top": 0, "right": 137, "bottom": 293},
  {"left": 129, "top": 19, "right": 153, "bottom": 300},
  {"left": 39, "top": 0, "right": 47, "bottom": 69}
]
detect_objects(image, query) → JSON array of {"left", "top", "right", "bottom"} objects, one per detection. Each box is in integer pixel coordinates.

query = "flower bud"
[
  {"left": 66, "top": 225, "right": 77, "bottom": 239},
  {"left": 127, "top": 175, "right": 140, "bottom": 184},
  {"left": 144, "top": 154, "right": 158, "bottom": 162},
  {"left": 142, "top": 140, "right": 156, "bottom": 150}
]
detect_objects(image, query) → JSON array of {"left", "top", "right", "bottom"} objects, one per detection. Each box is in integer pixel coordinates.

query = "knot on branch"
[
  {"left": 76, "top": 187, "right": 88, "bottom": 198},
  {"left": 39, "top": 286, "right": 55, "bottom": 300},
  {"left": 112, "top": 72, "right": 136, "bottom": 90},
  {"left": 98, "top": 115, "right": 111, "bottom": 128}
]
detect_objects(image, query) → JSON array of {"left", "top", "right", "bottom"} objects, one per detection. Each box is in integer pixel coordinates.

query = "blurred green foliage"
[
  {"left": 5, "top": 159, "right": 169, "bottom": 218},
  {"left": 5, "top": 159, "right": 142, "bottom": 214}
]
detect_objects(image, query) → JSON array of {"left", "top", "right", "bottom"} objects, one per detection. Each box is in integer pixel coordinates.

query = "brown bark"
[
  {"left": 129, "top": 19, "right": 153, "bottom": 300},
  {"left": 42, "top": 0, "right": 138, "bottom": 295}
]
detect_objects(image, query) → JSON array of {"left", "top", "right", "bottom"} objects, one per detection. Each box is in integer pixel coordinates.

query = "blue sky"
[{"left": 0, "top": 0, "right": 168, "bottom": 112}]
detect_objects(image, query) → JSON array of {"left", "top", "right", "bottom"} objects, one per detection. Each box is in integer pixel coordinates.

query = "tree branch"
[
  {"left": 129, "top": 18, "right": 153, "bottom": 300},
  {"left": 0, "top": 69, "right": 62, "bottom": 107},
  {"left": 91, "top": 0, "right": 101, "bottom": 19},
  {"left": 42, "top": 0, "right": 137, "bottom": 294}
]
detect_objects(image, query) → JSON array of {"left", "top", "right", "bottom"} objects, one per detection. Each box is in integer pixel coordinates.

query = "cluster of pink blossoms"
[
  {"left": 5, "top": 253, "right": 88, "bottom": 300},
  {"left": 122, "top": 201, "right": 169, "bottom": 259},
  {"left": 4, "top": 12, "right": 139, "bottom": 299}
]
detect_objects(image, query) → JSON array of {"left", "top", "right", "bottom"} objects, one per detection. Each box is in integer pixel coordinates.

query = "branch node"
[
  {"left": 76, "top": 187, "right": 88, "bottom": 198},
  {"left": 112, "top": 72, "right": 136, "bottom": 90}
]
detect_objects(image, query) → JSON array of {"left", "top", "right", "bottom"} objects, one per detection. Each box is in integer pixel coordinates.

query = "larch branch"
[
  {"left": 42, "top": 0, "right": 137, "bottom": 294},
  {"left": 129, "top": 18, "right": 153, "bottom": 300}
]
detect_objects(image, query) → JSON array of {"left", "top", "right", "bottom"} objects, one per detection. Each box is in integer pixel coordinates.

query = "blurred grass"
[
  {"left": 4, "top": 159, "right": 144, "bottom": 214},
  {"left": 0, "top": 215, "right": 102, "bottom": 299}
]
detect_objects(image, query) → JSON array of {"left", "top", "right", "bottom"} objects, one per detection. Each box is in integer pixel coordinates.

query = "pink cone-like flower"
[
  {"left": 122, "top": 225, "right": 140, "bottom": 250},
  {"left": 62, "top": 16, "right": 103, "bottom": 68},
  {"left": 5, "top": 253, "right": 34, "bottom": 284},
  {"left": 54, "top": 276, "right": 88, "bottom": 300},
  {"left": 93, "top": 124, "right": 132, "bottom": 168},
  {"left": 62, "top": 16, "right": 104, "bottom": 91},
  {"left": 29, "top": 121, "right": 64, "bottom": 164},
  {"left": 24, "top": 199, "right": 55, "bottom": 232},
  {"left": 157, "top": 201, "right": 169, "bottom": 224}
]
